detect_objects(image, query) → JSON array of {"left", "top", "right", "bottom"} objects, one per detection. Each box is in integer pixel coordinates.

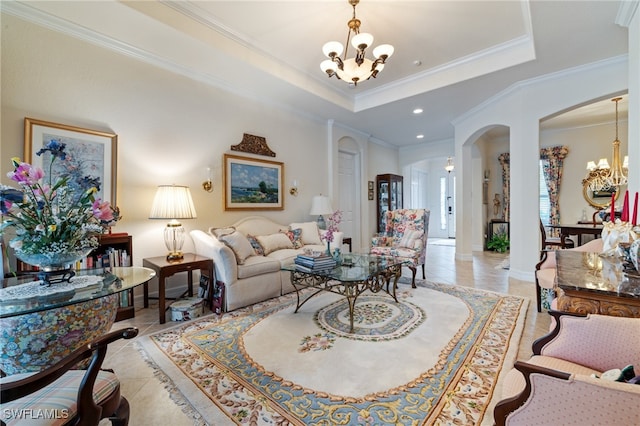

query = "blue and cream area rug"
[{"left": 137, "top": 280, "right": 528, "bottom": 425}]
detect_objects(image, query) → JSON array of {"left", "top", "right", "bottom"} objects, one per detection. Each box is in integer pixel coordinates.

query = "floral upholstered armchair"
[{"left": 370, "top": 209, "right": 430, "bottom": 288}]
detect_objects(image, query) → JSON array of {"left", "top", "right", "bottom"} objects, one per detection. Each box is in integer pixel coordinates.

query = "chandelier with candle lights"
[{"left": 584, "top": 97, "right": 629, "bottom": 193}]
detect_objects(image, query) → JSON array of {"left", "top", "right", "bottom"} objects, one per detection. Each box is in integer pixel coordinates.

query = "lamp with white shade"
[
  {"left": 149, "top": 185, "right": 197, "bottom": 261},
  {"left": 310, "top": 195, "right": 333, "bottom": 230}
]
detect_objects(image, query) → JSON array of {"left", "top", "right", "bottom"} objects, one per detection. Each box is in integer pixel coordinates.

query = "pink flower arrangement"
[
  {"left": 1, "top": 140, "right": 120, "bottom": 256},
  {"left": 322, "top": 210, "right": 343, "bottom": 243}
]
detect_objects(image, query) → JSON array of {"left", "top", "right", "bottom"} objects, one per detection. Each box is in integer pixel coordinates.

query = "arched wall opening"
[{"left": 453, "top": 56, "right": 627, "bottom": 281}]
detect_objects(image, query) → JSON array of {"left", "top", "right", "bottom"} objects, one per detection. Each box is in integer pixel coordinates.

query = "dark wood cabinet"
[
  {"left": 376, "top": 174, "right": 403, "bottom": 233},
  {"left": 97, "top": 234, "right": 134, "bottom": 321}
]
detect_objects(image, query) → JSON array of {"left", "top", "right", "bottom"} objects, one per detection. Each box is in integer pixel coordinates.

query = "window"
[
  {"left": 539, "top": 161, "right": 551, "bottom": 225},
  {"left": 440, "top": 177, "right": 446, "bottom": 230}
]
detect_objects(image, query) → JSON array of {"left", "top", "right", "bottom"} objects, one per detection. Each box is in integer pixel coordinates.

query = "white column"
[
  {"left": 454, "top": 142, "right": 474, "bottom": 261},
  {"left": 509, "top": 97, "right": 540, "bottom": 281},
  {"left": 626, "top": 4, "right": 639, "bottom": 194}
]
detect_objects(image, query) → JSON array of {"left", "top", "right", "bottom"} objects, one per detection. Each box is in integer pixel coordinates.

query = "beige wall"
[{"left": 2, "top": 14, "right": 392, "bottom": 271}]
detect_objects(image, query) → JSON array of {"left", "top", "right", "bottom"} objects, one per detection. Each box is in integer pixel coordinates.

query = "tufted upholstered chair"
[
  {"left": 534, "top": 238, "right": 603, "bottom": 312},
  {"left": 370, "top": 209, "right": 430, "bottom": 288},
  {"left": 1, "top": 327, "right": 138, "bottom": 426},
  {"left": 494, "top": 311, "right": 640, "bottom": 426}
]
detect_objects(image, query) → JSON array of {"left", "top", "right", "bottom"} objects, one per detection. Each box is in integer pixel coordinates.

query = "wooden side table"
[
  {"left": 142, "top": 253, "right": 214, "bottom": 324},
  {"left": 343, "top": 237, "right": 352, "bottom": 253}
]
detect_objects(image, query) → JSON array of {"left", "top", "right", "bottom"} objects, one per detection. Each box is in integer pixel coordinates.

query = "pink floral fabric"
[
  {"left": 370, "top": 209, "right": 430, "bottom": 269},
  {"left": 540, "top": 145, "right": 569, "bottom": 229},
  {"left": 0, "top": 294, "right": 119, "bottom": 375}
]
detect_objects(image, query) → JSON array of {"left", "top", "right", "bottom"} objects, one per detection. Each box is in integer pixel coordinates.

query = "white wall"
[{"left": 454, "top": 56, "right": 629, "bottom": 281}]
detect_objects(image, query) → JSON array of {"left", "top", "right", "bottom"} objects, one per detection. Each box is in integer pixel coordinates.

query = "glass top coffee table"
[{"left": 282, "top": 254, "right": 406, "bottom": 332}]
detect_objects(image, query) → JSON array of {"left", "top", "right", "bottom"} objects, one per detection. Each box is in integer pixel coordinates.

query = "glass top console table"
[
  {"left": 555, "top": 250, "right": 640, "bottom": 318},
  {"left": 282, "top": 254, "right": 406, "bottom": 333},
  {"left": 0, "top": 267, "right": 156, "bottom": 374}
]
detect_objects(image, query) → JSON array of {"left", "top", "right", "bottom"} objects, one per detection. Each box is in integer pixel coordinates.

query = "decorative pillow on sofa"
[
  {"left": 290, "top": 222, "right": 323, "bottom": 245},
  {"left": 398, "top": 230, "right": 424, "bottom": 249},
  {"left": 256, "top": 233, "right": 294, "bottom": 255},
  {"left": 246, "top": 234, "right": 265, "bottom": 256},
  {"left": 219, "top": 231, "right": 255, "bottom": 264},
  {"left": 281, "top": 228, "right": 303, "bottom": 249},
  {"left": 209, "top": 226, "right": 236, "bottom": 238}
]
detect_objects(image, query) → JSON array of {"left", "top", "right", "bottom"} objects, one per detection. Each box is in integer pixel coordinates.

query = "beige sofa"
[{"left": 190, "top": 216, "right": 343, "bottom": 311}]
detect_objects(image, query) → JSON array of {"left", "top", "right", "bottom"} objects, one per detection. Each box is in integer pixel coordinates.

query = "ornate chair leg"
[
  {"left": 108, "top": 397, "right": 130, "bottom": 426},
  {"left": 408, "top": 266, "right": 417, "bottom": 288}
]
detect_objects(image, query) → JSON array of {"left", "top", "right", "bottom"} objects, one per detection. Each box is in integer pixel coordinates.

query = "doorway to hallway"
[
  {"left": 441, "top": 170, "right": 456, "bottom": 238},
  {"left": 408, "top": 159, "right": 455, "bottom": 239},
  {"left": 338, "top": 150, "right": 360, "bottom": 252}
]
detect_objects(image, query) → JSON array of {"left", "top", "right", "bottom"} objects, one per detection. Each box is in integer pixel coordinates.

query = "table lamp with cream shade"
[
  {"left": 310, "top": 195, "right": 333, "bottom": 230},
  {"left": 149, "top": 185, "right": 197, "bottom": 261}
]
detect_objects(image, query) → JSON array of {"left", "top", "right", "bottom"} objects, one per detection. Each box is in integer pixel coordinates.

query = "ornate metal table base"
[
  {"left": 38, "top": 268, "right": 76, "bottom": 286},
  {"left": 289, "top": 264, "right": 402, "bottom": 333}
]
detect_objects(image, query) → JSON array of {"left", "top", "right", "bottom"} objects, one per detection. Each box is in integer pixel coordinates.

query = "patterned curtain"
[
  {"left": 498, "top": 153, "right": 510, "bottom": 221},
  {"left": 540, "top": 146, "right": 569, "bottom": 227}
]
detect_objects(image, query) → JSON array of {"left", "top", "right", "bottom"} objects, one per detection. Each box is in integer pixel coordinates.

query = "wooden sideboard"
[{"left": 555, "top": 250, "right": 640, "bottom": 318}]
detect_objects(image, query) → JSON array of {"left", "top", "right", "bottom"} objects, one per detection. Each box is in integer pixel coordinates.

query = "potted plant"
[{"left": 488, "top": 231, "right": 510, "bottom": 253}]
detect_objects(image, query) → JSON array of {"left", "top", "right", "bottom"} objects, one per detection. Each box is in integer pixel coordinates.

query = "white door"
[
  {"left": 338, "top": 151, "right": 359, "bottom": 251},
  {"left": 446, "top": 171, "right": 456, "bottom": 238},
  {"left": 436, "top": 170, "right": 456, "bottom": 238}
]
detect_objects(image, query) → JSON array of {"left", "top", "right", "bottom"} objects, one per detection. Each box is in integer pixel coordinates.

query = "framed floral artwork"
[
  {"left": 24, "top": 118, "right": 118, "bottom": 205},
  {"left": 224, "top": 154, "right": 284, "bottom": 210}
]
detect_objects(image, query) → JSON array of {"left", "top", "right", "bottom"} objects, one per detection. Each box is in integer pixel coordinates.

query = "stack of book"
[{"left": 294, "top": 254, "right": 336, "bottom": 273}]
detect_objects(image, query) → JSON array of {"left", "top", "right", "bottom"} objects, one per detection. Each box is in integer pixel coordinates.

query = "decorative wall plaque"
[{"left": 231, "top": 133, "right": 276, "bottom": 157}]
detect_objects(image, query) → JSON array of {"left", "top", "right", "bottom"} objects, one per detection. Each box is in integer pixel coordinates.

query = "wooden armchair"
[
  {"left": 370, "top": 209, "right": 430, "bottom": 288},
  {"left": 1, "top": 327, "right": 138, "bottom": 426},
  {"left": 539, "top": 219, "right": 574, "bottom": 249},
  {"left": 494, "top": 311, "right": 640, "bottom": 426}
]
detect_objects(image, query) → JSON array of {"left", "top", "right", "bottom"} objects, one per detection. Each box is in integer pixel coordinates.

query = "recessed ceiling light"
[
  {"left": 413, "top": 108, "right": 423, "bottom": 114},
  {"left": 416, "top": 134, "right": 424, "bottom": 139}
]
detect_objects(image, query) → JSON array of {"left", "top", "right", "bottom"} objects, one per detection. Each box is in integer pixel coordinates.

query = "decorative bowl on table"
[{"left": 15, "top": 249, "right": 92, "bottom": 286}]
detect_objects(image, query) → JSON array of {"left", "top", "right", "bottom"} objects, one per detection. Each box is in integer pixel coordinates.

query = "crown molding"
[
  {"left": 0, "top": 1, "right": 335, "bottom": 129},
  {"left": 615, "top": 0, "right": 638, "bottom": 27},
  {"left": 452, "top": 54, "right": 628, "bottom": 126}
]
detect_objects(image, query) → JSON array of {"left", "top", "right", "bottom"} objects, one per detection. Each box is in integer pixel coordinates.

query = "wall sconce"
[
  {"left": 289, "top": 179, "right": 298, "bottom": 196},
  {"left": 202, "top": 166, "right": 213, "bottom": 193}
]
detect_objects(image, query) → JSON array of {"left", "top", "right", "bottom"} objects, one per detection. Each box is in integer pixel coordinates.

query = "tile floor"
[{"left": 102, "top": 243, "right": 551, "bottom": 425}]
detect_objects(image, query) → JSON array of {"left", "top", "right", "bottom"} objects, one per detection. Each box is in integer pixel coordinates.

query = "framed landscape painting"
[
  {"left": 24, "top": 118, "right": 118, "bottom": 205},
  {"left": 224, "top": 154, "right": 284, "bottom": 210}
]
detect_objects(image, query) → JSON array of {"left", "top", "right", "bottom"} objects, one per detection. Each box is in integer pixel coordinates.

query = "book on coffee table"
[{"left": 294, "top": 254, "right": 336, "bottom": 272}]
